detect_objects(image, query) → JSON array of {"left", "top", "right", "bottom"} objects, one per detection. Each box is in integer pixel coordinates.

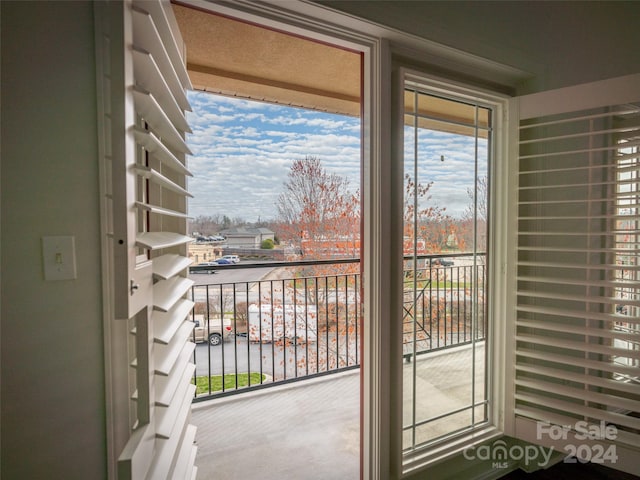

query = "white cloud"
[{"left": 185, "top": 91, "right": 487, "bottom": 221}]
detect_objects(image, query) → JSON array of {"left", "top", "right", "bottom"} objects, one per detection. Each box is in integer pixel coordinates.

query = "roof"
[{"left": 221, "top": 227, "right": 274, "bottom": 237}]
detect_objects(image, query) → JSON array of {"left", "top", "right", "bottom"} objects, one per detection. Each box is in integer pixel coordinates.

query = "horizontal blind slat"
[
  {"left": 516, "top": 378, "right": 639, "bottom": 414},
  {"left": 132, "top": 46, "right": 191, "bottom": 133},
  {"left": 516, "top": 333, "right": 640, "bottom": 359},
  {"left": 156, "top": 360, "right": 195, "bottom": 407},
  {"left": 519, "top": 140, "right": 640, "bottom": 160},
  {"left": 132, "top": 6, "right": 190, "bottom": 110},
  {"left": 133, "top": 127, "right": 192, "bottom": 176},
  {"left": 516, "top": 363, "right": 640, "bottom": 396},
  {"left": 171, "top": 424, "right": 198, "bottom": 480},
  {"left": 154, "top": 325, "right": 194, "bottom": 376},
  {"left": 517, "top": 347, "right": 640, "bottom": 379},
  {"left": 146, "top": 400, "right": 195, "bottom": 479},
  {"left": 516, "top": 319, "right": 640, "bottom": 343},
  {"left": 517, "top": 260, "right": 640, "bottom": 270},
  {"left": 153, "top": 276, "right": 194, "bottom": 312},
  {"left": 519, "top": 125, "right": 640, "bottom": 145},
  {"left": 514, "top": 406, "right": 640, "bottom": 449},
  {"left": 132, "top": 0, "right": 193, "bottom": 92},
  {"left": 515, "top": 392, "right": 640, "bottom": 432},
  {"left": 136, "top": 202, "right": 192, "bottom": 218},
  {"left": 137, "top": 231, "right": 193, "bottom": 250},
  {"left": 152, "top": 298, "right": 194, "bottom": 344},
  {"left": 517, "top": 275, "right": 640, "bottom": 290},
  {"left": 134, "top": 164, "right": 192, "bottom": 197},
  {"left": 133, "top": 86, "right": 191, "bottom": 155},
  {"left": 519, "top": 107, "right": 640, "bottom": 129},
  {"left": 517, "top": 290, "right": 640, "bottom": 308},
  {"left": 152, "top": 254, "right": 193, "bottom": 280},
  {"left": 135, "top": 201, "right": 191, "bottom": 219},
  {"left": 156, "top": 376, "right": 196, "bottom": 439}
]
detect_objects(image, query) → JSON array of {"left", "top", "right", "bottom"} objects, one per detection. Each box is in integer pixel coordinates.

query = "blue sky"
[
  {"left": 404, "top": 126, "right": 488, "bottom": 217},
  {"left": 186, "top": 91, "right": 361, "bottom": 221},
  {"left": 185, "top": 91, "right": 487, "bottom": 221}
]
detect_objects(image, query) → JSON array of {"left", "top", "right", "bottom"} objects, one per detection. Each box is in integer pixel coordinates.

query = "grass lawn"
[{"left": 193, "top": 372, "right": 266, "bottom": 394}]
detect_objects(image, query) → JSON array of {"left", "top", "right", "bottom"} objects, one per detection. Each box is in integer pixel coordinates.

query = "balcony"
[
  {"left": 189, "top": 254, "right": 487, "bottom": 476},
  {"left": 188, "top": 253, "right": 485, "bottom": 399},
  {"left": 189, "top": 257, "right": 362, "bottom": 399},
  {"left": 192, "top": 343, "right": 485, "bottom": 478}
]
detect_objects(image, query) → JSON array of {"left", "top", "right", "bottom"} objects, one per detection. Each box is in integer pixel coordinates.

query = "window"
[
  {"left": 513, "top": 75, "right": 640, "bottom": 472},
  {"left": 399, "top": 72, "right": 506, "bottom": 468},
  {"left": 102, "top": 2, "right": 528, "bottom": 477},
  {"left": 614, "top": 134, "right": 640, "bottom": 383}
]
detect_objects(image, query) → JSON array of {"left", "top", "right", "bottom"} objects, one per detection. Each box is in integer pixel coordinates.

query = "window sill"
[{"left": 402, "top": 425, "right": 503, "bottom": 478}]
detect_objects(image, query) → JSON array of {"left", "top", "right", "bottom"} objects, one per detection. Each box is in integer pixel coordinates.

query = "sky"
[
  {"left": 186, "top": 91, "right": 361, "bottom": 221},
  {"left": 185, "top": 90, "right": 487, "bottom": 221},
  {"left": 405, "top": 126, "right": 488, "bottom": 217}
]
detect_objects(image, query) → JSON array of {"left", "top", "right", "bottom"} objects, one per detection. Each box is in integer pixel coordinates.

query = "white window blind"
[
  {"left": 513, "top": 75, "right": 640, "bottom": 474},
  {"left": 96, "top": 0, "right": 197, "bottom": 478}
]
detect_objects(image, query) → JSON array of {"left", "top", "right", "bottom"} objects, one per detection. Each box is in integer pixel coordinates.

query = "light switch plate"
[{"left": 43, "top": 236, "right": 77, "bottom": 281}]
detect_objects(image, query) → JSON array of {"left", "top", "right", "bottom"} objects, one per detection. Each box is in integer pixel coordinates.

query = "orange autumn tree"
[
  {"left": 277, "top": 155, "right": 360, "bottom": 263},
  {"left": 257, "top": 156, "right": 361, "bottom": 374},
  {"left": 403, "top": 173, "right": 457, "bottom": 256},
  {"left": 402, "top": 173, "right": 467, "bottom": 352}
]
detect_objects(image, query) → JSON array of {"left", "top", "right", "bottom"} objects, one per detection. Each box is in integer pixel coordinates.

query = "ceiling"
[
  {"left": 172, "top": 4, "right": 362, "bottom": 117},
  {"left": 172, "top": 3, "right": 494, "bottom": 134}
]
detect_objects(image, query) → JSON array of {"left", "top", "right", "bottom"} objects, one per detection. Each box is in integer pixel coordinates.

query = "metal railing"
[
  {"left": 402, "top": 253, "right": 487, "bottom": 359},
  {"left": 190, "top": 259, "right": 360, "bottom": 400},
  {"left": 190, "top": 253, "right": 486, "bottom": 400}
]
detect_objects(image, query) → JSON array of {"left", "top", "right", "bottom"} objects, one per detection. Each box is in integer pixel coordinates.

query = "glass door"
[{"left": 401, "top": 79, "right": 494, "bottom": 452}]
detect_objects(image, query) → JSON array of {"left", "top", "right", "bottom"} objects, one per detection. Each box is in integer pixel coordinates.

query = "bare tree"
[
  {"left": 188, "top": 214, "right": 248, "bottom": 236},
  {"left": 277, "top": 156, "right": 359, "bottom": 259},
  {"left": 463, "top": 175, "right": 488, "bottom": 224},
  {"left": 459, "top": 175, "right": 488, "bottom": 251},
  {"left": 404, "top": 173, "right": 455, "bottom": 254}
]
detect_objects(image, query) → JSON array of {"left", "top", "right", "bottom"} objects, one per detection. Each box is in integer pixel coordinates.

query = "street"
[
  {"left": 193, "top": 334, "right": 359, "bottom": 382},
  {"left": 189, "top": 263, "right": 276, "bottom": 286}
]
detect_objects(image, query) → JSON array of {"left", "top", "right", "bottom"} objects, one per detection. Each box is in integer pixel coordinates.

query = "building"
[
  {"left": 2, "top": 1, "right": 639, "bottom": 479},
  {"left": 220, "top": 227, "right": 275, "bottom": 249}
]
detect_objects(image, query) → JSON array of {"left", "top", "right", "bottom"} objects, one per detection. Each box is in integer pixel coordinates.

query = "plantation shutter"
[
  {"left": 95, "top": 0, "right": 197, "bottom": 478},
  {"left": 512, "top": 74, "right": 640, "bottom": 474}
]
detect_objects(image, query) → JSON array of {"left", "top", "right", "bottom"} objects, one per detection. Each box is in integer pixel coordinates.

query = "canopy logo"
[
  {"left": 462, "top": 440, "right": 554, "bottom": 469},
  {"left": 463, "top": 421, "right": 619, "bottom": 469}
]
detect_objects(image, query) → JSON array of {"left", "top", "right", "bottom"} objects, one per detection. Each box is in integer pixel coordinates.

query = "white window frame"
[
  {"left": 163, "top": 2, "right": 525, "bottom": 478},
  {"left": 392, "top": 68, "right": 512, "bottom": 476},
  {"left": 174, "top": 4, "right": 394, "bottom": 478}
]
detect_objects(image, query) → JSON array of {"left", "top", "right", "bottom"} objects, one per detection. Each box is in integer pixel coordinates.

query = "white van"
[
  {"left": 247, "top": 304, "right": 317, "bottom": 343},
  {"left": 221, "top": 255, "right": 240, "bottom": 263}
]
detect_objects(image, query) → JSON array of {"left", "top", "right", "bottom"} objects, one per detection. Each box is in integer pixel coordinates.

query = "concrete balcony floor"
[{"left": 192, "top": 342, "right": 485, "bottom": 479}]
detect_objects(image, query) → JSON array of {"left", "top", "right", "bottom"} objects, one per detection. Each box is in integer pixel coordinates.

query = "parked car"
[
  {"left": 192, "top": 316, "right": 233, "bottom": 346},
  {"left": 221, "top": 255, "right": 240, "bottom": 263},
  {"left": 190, "top": 262, "right": 219, "bottom": 274}
]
